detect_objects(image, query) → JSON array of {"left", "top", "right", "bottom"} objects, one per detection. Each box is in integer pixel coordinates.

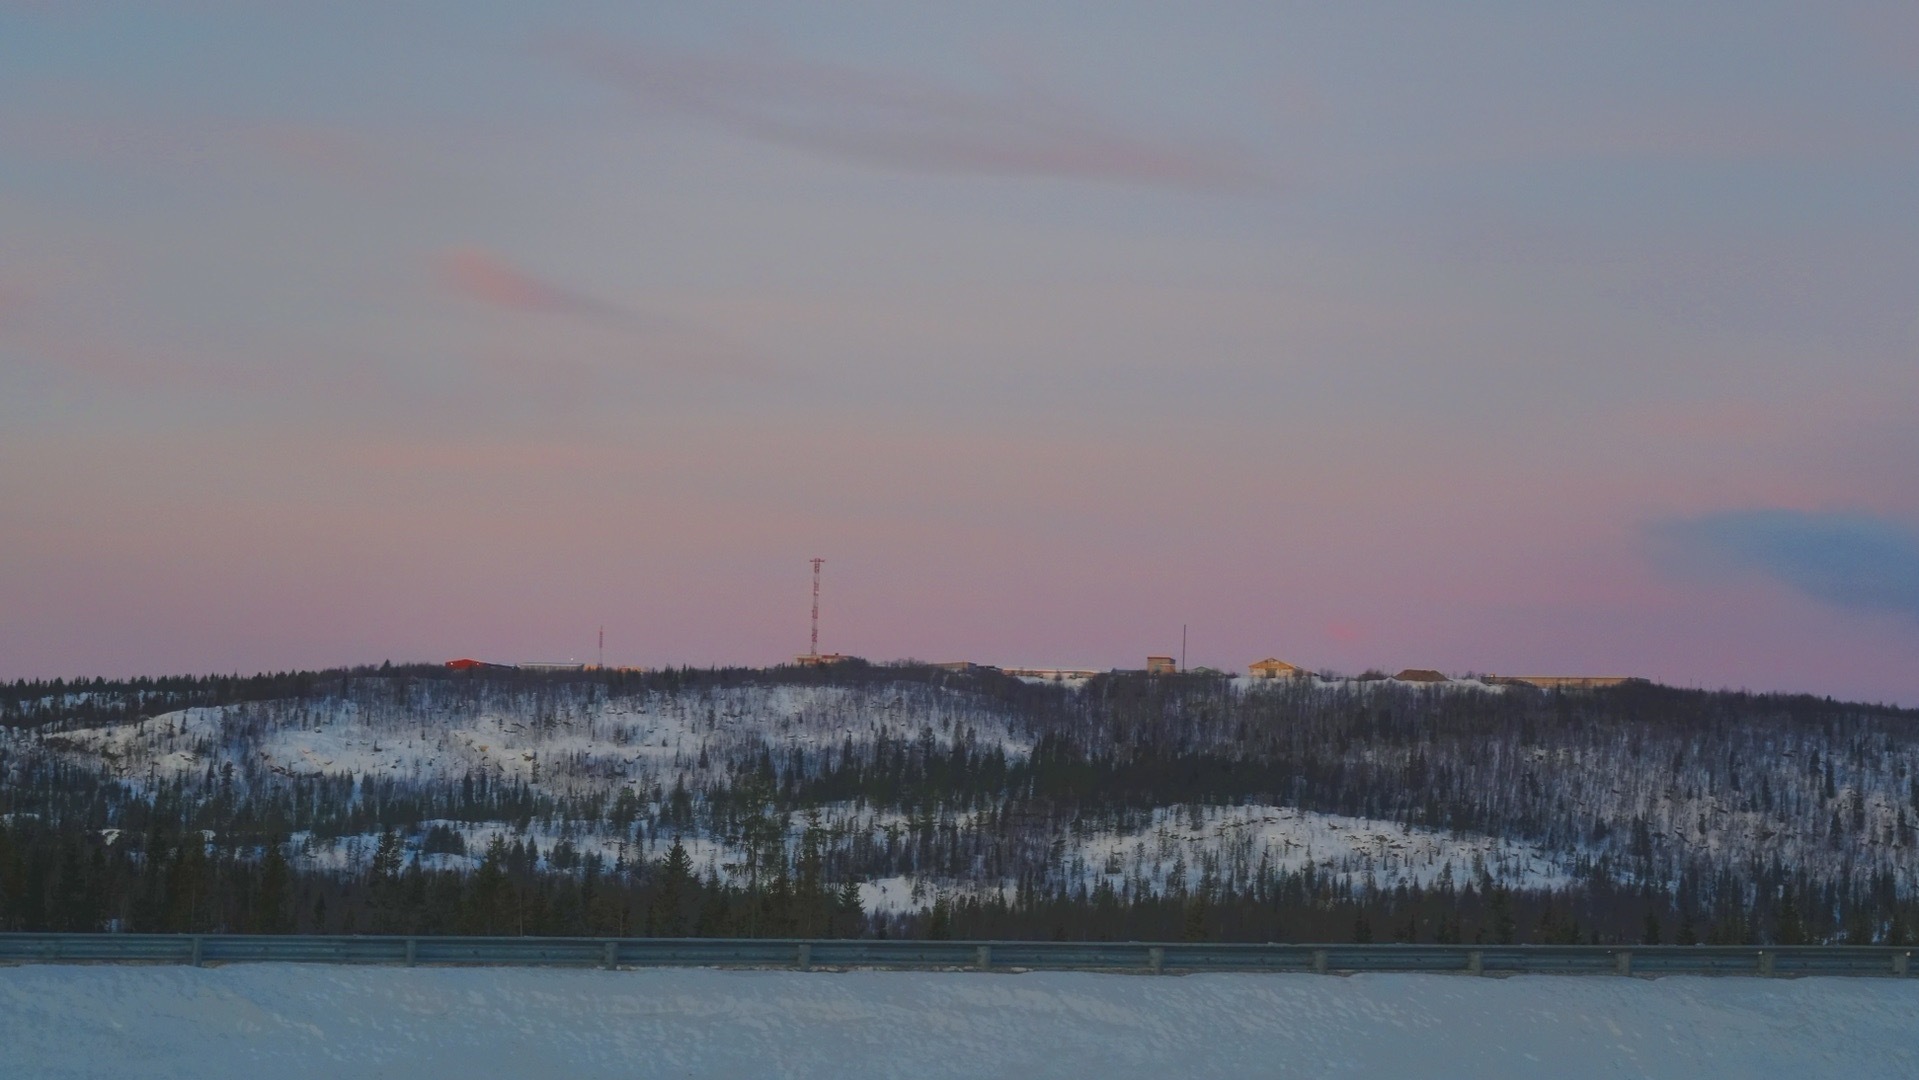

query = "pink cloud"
[
  {"left": 436, "top": 247, "right": 617, "bottom": 317},
  {"left": 570, "top": 40, "right": 1276, "bottom": 192},
  {"left": 1325, "top": 620, "right": 1364, "bottom": 645},
  {"left": 432, "top": 247, "right": 773, "bottom": 385}
]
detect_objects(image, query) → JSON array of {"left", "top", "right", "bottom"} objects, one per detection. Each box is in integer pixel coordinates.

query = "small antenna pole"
[
  {"left": 599, "top": 625, "right": 605, "bottom": 670},
  {"left": 1181, "top": 624, "right": 1187, "bottom": 673},
  {"left": 809, "top": 557, "right": 825, "bottom": 658}
]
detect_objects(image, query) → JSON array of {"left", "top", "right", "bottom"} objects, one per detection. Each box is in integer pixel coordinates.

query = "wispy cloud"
[
  {"left": 436, "top": 246, "right": 619, "bottom": 317},
  {"left": 432, "top": 246, "right": 770, "bottom": 384},
  {"left": 571, "top": 40, "right": 1274, "bottom": 192},
  {"left": 1651, "top": 509, "right": 1919, "bottom": 624}
]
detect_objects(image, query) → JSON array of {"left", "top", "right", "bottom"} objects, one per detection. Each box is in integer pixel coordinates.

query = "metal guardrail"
[{"left": 0, "top": 934, "right": 1913, "bottom": 977}]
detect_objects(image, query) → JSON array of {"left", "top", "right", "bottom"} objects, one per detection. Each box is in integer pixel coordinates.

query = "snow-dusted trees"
[{"left": 3, "top": 665, "right": 1917, "bottom": 943}]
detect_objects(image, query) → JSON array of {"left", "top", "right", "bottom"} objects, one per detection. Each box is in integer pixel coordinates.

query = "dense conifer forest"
[{"left": 3, "top": 662, "right": 1916, "bottom": 944}]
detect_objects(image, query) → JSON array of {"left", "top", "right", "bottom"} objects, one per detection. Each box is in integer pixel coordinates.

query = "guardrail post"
[
  {"left": 1148, "top": 946, "right": 1165, "bottom": 974},
  {"left": 1466, "top": 950, "right": 1483, "bottom": 976},
  {"left": 602, "top": 941, "right": 618, "bottom": 971},
  {"left": 1757, "top": 950, "right": 1774, "bottom": 977},
  {"left": 796, "top": 943, "right": 811, "bottom": 971},
  {"left": 1615, "top": 950, "right": 1632, "bottom": 977},
  {"left": 405, "top": 939, "right": 417, "bottom": 967},
  {"left": 975, "top": 945, "right": 991, "bottom": 972},
  {"left": 189, "top": 936, "right": 203, "bottom": 968},
  {"left": 1894, "top": 952, "right": 1909, "bottom": 977},
  {"left": 1311, "top": 949, "right": 1327, "bottom": 975}
]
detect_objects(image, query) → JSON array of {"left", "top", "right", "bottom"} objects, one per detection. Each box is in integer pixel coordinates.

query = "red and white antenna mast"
[{"left": 808, "top": 557, "right": 824, "bottom": 657}]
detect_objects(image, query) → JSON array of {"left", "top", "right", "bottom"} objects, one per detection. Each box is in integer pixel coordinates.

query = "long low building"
[
  {"left": 1486, "top": 675, "right": 1639, "bottom": 690},
  {"left": 1001, "top": 667, "right": 1103, "bottom": 681}
]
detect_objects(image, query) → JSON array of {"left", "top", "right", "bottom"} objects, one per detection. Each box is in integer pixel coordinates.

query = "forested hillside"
[{"left": 3, "top": 662, "right": 1916, "bottom": 945}]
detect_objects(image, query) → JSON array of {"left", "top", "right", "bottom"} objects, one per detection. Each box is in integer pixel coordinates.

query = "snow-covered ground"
[
  {"left": 16, "top": 673, "right": 1919, "bottom": 904},
  {"left": 283, "top": 800, "right": 1568, "bottom": 911},
  {"left": 1065, "top": 805, "right": 1574, "bottom": 896},
  {"left": 1, "top": 965, "right": 1913, "bottom": 1079},
  {"left": 31, "top": 682, "right": 1035, "bottom": 797}
]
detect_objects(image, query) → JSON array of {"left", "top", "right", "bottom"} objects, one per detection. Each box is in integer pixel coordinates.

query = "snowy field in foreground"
[{"left": 2, "top": 966, "right": 1915, "bottom": 1079}]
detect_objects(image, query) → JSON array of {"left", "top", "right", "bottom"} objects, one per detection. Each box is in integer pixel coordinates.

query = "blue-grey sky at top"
[{"left": 2, "top": 3, "right": 1916, "bottom": 701}]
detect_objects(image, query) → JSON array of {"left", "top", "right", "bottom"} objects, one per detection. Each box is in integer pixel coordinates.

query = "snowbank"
[{"left": 1, "top": 965, "right": 1913, "bottom": 1079}]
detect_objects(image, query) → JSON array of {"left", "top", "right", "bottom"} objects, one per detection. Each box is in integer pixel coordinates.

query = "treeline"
[
  {"left": 4, "top": 813, "right": 1915, "bottom": 945},
  {"left": 0, "top": 818, "right": 864, "bottom": 939},
  {"left": 0, "top": 657, "right": 1072, "bottom": 732}
]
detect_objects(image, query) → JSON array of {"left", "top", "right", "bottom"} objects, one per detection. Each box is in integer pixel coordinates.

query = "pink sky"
[{"left": 2, "top": 4, "right": 1917, "bottom": 703}]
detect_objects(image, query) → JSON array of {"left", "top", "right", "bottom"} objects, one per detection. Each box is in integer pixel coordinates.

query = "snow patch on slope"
[{"left": 1065, "top": 804, "right": 1573, "bottom": 894}]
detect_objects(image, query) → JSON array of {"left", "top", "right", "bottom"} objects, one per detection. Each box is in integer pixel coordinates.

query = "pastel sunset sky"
[{"left": 3, "top": 3, "right": 1917, "bottom": 702}]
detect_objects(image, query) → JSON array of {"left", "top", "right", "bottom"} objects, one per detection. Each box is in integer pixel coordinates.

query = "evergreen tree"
[
  {"left": 165, "top": 840, "right": 209, "bottom": 932},
  {"left": 1775, "top": 888, "right": 1806, "bottom": 946},
  {"left": 1182, "top": 898, "right": 1209, "bottom": 942},
  {"left": 0, "top": 822, "right": 17, "bottom": 931},
  {"left": 1676, "top": 908, "right": 1697, "bottom": 946},
  {"left": 651, "top": 840, "right": 694, "bottom": 936},
  {"left": 254, "top": 844, "right": 291, "bottom": 933},
  {"left": 1489, "top": 888, "right": 1516, "bottom": 945},
  {"left": 694, "top": 873, "right": 728, "bottom": 937},
  {"left": 926, "top": 896, "right": 953, "bottom": 940},
  {"left": 464, "top": 835, "right": 511, "bottom": 935},
  {"left": 833, "top": 880, "right": 865, "bottom": 939},
  {"left": 369, "top": 829, "right": 404, "bottom": 932}
]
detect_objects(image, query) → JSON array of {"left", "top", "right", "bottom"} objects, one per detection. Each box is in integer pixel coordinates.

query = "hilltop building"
[
  {"left": 1001, "top": 667, "right": 1101, "bottom": 680},
  {"left": 1486, "top": 675, "right": 1637, "bottom": 690},
  {"left": 1145, "top": 655, "right": 1178, "bottom": 675},
  {"left": 1248, "top": 658, "right": 1308, "bottom": 680}
]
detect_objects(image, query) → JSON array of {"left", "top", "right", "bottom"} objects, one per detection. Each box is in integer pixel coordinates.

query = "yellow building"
[{"left": 1248, "top": 658, "right": 1307, "bottom": 679}]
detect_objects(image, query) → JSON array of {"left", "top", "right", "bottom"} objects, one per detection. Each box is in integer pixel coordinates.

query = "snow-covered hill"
[
  {"left": 6, "top": 667, "right": 1919, "bottom": 934},
  {"left": 34, "top": 680, "right": 1033, "bottom": 795},
  {"left": 6, "top": 676, "right": 1591, "bottom": 903}
]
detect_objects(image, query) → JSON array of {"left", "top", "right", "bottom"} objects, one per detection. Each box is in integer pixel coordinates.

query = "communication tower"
[
  {"left": 809, "top": 558, "right": 824, "bottom": 657},
  {"left": 797, "top": 557, "right": 844, "bottom": 666}
]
